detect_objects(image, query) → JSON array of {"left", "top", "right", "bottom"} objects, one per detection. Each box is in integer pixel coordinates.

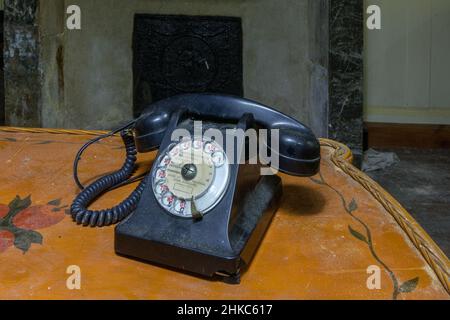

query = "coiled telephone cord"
[{"left": 70, "top": 129, "right": 147, "bottom": 227}]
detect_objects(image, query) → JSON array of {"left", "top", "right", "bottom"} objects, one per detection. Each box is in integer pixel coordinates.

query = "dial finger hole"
[
  {"left": 169, "top": 144, "right": 180, "bottom": 157},
  {"left": 181, "top": 139, "right": 192, "bottom": 150},
  {"left": 155, "top": 180, "right": 168, "bottom": 195},
  {"left": 193, "top": 138, "right": 203, "bottom": 149},
  {"left": 155, "top": 168, "right": 166, "bottom": 179},
  {"left": 161, "top": 192, "right": 175, "bottom": 207},
  {"left": 174, "top": 198, "right": 187, "bottom": 215},
  {"left": 211, "top": 151, "right": 225, "bottom": 167},
  {"left": 159, "top": 155, "right": 171, "bottom": 168},
  {"left": 203, "top": 141, "right": 216, "bottom": 154}
]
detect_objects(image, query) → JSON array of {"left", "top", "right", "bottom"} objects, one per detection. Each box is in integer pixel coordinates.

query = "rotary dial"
[{"left": 152, "top": 137, "right": 230, "bottom": 218}]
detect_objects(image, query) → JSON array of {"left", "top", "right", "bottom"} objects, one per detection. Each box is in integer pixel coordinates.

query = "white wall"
[{"left": 364, "top": 0, "right": 450, "bottom": 124}]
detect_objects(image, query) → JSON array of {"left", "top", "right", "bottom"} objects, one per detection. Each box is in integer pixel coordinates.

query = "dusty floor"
[{"left": 367, "top": 148, "right": 450, "bottom": 258}]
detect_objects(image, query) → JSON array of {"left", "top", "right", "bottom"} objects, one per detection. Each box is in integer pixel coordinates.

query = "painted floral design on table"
[
  {"left": 0, "top": 195, "right": 66, "bottom": 253},
  {"left": 310, "top": 172, "right": 420, "bottom": 300}
]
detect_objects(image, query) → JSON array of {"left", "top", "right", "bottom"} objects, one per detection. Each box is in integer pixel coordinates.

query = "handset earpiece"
[{"left": 269, "top": 127, "right": 321, "bottom": 176}]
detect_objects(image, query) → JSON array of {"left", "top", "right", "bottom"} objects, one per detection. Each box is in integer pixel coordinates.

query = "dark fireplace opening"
[{"left": 133, "top": 14, "right": 243, "bottom": 117}]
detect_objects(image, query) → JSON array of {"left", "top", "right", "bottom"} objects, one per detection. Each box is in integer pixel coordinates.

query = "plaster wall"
[{"left": 39, "top": 0, "right": 328, "bottom": 134}]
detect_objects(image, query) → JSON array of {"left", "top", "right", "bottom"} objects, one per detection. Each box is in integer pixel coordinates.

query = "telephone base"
[{"left": 114, "top": 174, "right": 282, "bottom": 283}]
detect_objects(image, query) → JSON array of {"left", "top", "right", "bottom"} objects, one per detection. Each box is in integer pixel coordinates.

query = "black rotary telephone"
[{"left": 70, "top": 94, "right": 320, "bottom": 283}]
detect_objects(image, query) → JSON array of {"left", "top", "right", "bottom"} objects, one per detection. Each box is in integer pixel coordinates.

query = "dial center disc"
[
  {"left": 181, "top": 163, "right": 197, "bottom": 181},
  {"left": 165, "top": 144, "right": 214, "bottom": 200}
]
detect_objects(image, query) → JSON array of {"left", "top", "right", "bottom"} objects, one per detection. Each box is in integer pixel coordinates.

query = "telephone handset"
[{"left": 71, "top": 94, "right": 320, "bottom": 283}]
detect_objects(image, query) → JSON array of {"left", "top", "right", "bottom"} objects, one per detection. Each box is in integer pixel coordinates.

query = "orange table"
[{"left": 0, "top": 127, "right": 448, "bottom": 299}]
